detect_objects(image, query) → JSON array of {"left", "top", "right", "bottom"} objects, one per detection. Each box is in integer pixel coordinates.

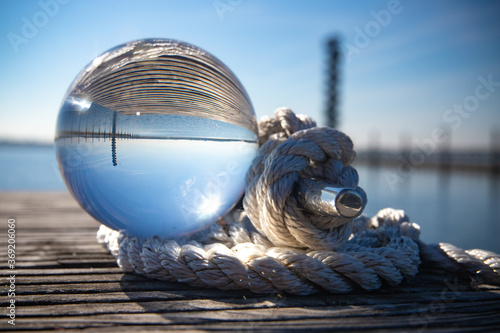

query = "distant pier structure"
[{"left": 325, "top": 37, "right": 340, "bottom": 129}]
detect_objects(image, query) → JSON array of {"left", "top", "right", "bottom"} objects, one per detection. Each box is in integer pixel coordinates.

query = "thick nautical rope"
[
  {"left": 97, "top": 107, "right": 500, "bottom": 294},
  {"left": 245, "top": 108, "right": 365, "bottom": 250}
]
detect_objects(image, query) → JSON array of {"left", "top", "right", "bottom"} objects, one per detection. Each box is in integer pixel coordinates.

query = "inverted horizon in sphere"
[{"left": 55, "top": 38, "right": 259, "bottom": 237}]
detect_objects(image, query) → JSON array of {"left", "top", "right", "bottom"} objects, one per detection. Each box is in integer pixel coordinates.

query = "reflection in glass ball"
[{"left": 55, "top": 39, "right": 258, "bottom": 238}]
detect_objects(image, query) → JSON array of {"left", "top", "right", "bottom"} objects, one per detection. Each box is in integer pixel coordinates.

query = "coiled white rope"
[{"left": 97, "top": 107, "right": 500, "bottom": 295}]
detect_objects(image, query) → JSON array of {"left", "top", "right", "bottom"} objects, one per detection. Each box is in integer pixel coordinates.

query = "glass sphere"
[{"left": 55, "top": 39, "right": 258, "bottom": 238}]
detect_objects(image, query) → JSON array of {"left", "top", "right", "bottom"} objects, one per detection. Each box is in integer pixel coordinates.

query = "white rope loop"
[
  {"left": 244, "top": 107, "right": 364, "bottom": 250},
  {"left": 97, "top": 107, "right": 500, "bottom": 295}
]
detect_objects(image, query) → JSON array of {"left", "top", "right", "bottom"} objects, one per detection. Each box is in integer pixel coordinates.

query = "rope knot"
[
  {"left": 257, "top": 107, "right": 316, "bottom": 145},
  {"left": 244, "top": 109, "right": 366, "bottom": 250}
]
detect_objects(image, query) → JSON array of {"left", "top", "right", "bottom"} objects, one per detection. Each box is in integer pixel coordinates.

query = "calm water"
[
  {"left": 0, "top": 144, "right": 66, "bottom": 191},
  {"left": 355, "top": 164, "right": 500, "bottom": 253},
  {"left": 1, "top": 144, "right": 499, "bottom": 253}
]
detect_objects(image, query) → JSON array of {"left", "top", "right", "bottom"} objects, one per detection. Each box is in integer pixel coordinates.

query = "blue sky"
[{"left": 0, "top": 0, "right": 499, "bottom": 150}]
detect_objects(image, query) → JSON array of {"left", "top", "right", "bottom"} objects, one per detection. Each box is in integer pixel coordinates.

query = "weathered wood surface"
[{"left": 1, "top": 192, "right": 499, "bottom": 332}]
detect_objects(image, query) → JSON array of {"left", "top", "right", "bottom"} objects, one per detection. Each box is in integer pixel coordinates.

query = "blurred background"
[{"left": 1, "top": 0, "right": 499, "bottom": 251}]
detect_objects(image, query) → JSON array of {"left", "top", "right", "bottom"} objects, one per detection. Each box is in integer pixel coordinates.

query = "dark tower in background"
[
  {"left": 491, "top": 127, "right": 500, "bottom": 174},
  {"left": 325, "top": 37, "right": 340, "bottom": 128}
]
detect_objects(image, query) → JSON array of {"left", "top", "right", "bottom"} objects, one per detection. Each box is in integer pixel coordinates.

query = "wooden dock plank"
[{"left": 1, "top": 191, "right": 499, "bottom": 332}]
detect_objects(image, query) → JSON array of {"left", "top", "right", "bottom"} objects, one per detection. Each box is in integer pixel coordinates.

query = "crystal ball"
[{"left": 55, "top": 39, "right": 258, "bottom": 238}]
